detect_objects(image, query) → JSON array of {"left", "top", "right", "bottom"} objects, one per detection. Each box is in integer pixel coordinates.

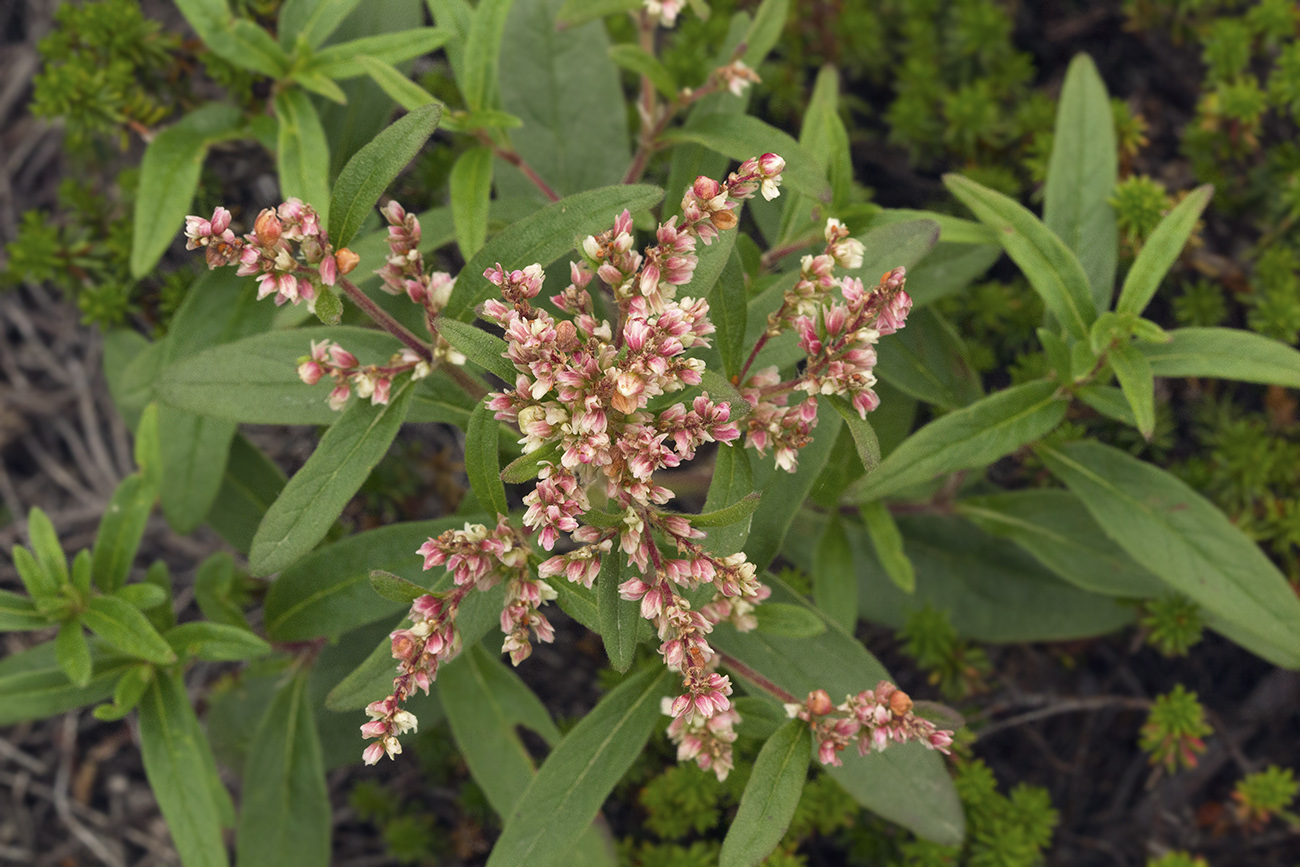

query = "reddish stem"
[
  {"left": 715, "top": 650, "right": 798, "bottom": 705},
  {"left": 337, "top": 277, "right": 434, "bottom": 363}
]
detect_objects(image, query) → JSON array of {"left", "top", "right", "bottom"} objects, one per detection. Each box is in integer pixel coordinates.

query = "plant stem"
[
  {"left": 716, "top": 649, "right": 798, "bottom": 704},
  {"left": 481, "top": 133, "right": 561, "bottom": 203},
  {"left": 338, "top": 277, "right": 434, "bottom": 363}
]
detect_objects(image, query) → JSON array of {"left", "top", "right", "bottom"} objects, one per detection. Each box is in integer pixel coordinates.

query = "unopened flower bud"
[
  {"left": 889, "top": 689, "right": 913, "bottom": 717},
  {"left": 555, "top": 320, "right": 579, "bottom": 352},
  {"left": 254, "top": 209, "right": 282, "bottom": 246},
  {"left": 807, "top": 689, "right": 834, "bottom": 716},
  {"left": 336, "top": 247, "right": 360, "bottom": 275}
]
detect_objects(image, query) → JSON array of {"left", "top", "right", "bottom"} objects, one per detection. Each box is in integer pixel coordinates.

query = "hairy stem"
[{"left": 338, "top": 277, "right": 434, "bottom": 363}]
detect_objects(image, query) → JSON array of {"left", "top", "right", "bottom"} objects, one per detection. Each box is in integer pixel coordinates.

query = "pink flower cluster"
[
  {"left": 184, "top": 199, "right": 356, "bottom": 309},
  {"left": 785, "top": 684, "right": 955, "bottom": 768},
  {"left": 297, "top": 339, "right": 432, "bottom": 410}
]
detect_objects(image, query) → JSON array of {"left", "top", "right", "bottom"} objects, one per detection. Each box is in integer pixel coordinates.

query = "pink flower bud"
[{"left": 298, "top": 360, "right": 324, "bottom": 385}]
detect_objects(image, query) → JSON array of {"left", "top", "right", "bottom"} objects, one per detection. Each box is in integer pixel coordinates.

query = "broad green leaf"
[
  {"left": 753, "top": 602, "right": 826, "bottom": 637},
  {"left": 608, "top": 44, "right": 676, "bottom": 98},
  {"left": 368, "top": 569, "right": 430, "bottom": 605},
  {"left": 869, "top": 209, "right": 998, "bottom": 246},
  {"left": 719, "top": 720, "right": 810, "bottom": 867},
  {"left": 944, "top": 174, "right": 1096, "bottom": 340},
  {"left": 434, "top": 318, "right": 516, "bottom": 383},
  {"left": 425, "top": 0, "right": 473, "bottom": 80},
  {"left": 711, "top": 577, "right": 963, "bottom": 845},
  {"left": 279, "top": 0, "right": 365, "bottom": 47},
  {"left": 130, "top": 103, "right": 243, "bottom": 278},
  {"left": 309, "top": 28, "right": 450, "bottom": 78},
  {"left": 555, "top": 0, "right": 639, "bottom": 27},
  {"left": 1116, "top": 185, "right": 1214, "bottom": 317},
  {"left": 264, "top": 517, "right": 469, "bottom": 641},
  {"left": 853, "top": 220, "right": 941, "bottom": 287},
  {"left": 274, "top": 89, "right": 333, "bottom": 225},
  {"left": 1109, "top": 341, "right": 1155, "bottom": 439},
  {"left": 358, "top": 55, "right": 439, "bottom": 111},
  {"left": 495, "top": 0, "right": 629, "bottom": 201},
  {"left": 744, "top": 405, "right": 843, "bottom": 570},
  {"left": 905, "top": 242, "right": 1003, "bottom": 309},
  {"left": 56, "top": 621, "right": 93, "bottom": 688},
  {"left": 875, "top": 307, "right": 983, "bottom": 410},
  {"left": 329, "top": 102, "right": 443, "bottom": 248},
  {"left": 845, "top": 380, "right": 1067, "bottom": 504},
  {"left": 71, "top": 550, "right": 92, "bottom": 597},
  {"left": 0, "top": 589, "right": 46, "bottom": 631},
  {"left": 1137, "top": 326, "right": 1300, "bottom": 387},
  {"left": 1044, "top": 54, "right": 1118, "bottom": 310},
  {"left": 143, "top": 561, "right": 178, "bottom": 633},
  {"left": 700, "top": 444, "right": 754, "bottom": 557},
  {"left": 91, "top": 474, "right": 156, "bottom": 592},
  {"left": 859, "top": 500, "right": 915, "bottom": 594},
  {"left": 249, "top": 380, "right": 415, "bottom": 576},
  {"left": 486, "top": 666, "right": 673, "bottom": 867},
  {"left": 658, "top": 115, "right": 831, "bottom": 203},
  {"left": 165, "top": 622, "right": 272, "bottom": 662},
  {"left": 1039, "top": 440, "right": 1300, "bottom": 667},
  {"left": 450, "top": 146, "right": 494, "bottom": 258},
  {"left": 706, "top": 244, "right": 747, "bottom": 378},
  {"left": 158, "top": 409, "right": 236, "bottom": 534},
  {"left": 138, "top": 673, "right": 231, "bottom": 867},
  {"left": 323, "top": 625, "right": 403, "bottom": 711},
  {"left": 0, "top": 641, "right": 134, "bottom": 725},
  {"left": 825, "top": 395, "right": 881, "bottom": 475},
  {"left": 84, "top": 596, "right": 177, "bottom": 664},
  {"left": 207, "top": 434, "right": 288, "bottom": 555},
  {"left": 174, "top": 0, "right": 231, "bottom": 44},
  {"left": 597, "top": 553, "right": 638, "bottom": 672},
  {"left": 27, "top": 507, "right": 69, "bottom": 590},
  {"left": 466, "top": 403, "right": 508, "bottom": 517},
  {"left": 546, "top": 573, "right": 601, "bottom": 633},
  {"left": 463, "top": 0, "right": 515, "bottom": 111},
  {"left": 699, "top": 369, "right": 752, "bottom": 423},
  {"left": 154, "top": 327, "right": 405, "bottom": 425},
  {"left": 236, "top": 672, "right": 331, "bottom": 867},
  {"left": 955, "top": 490, "right": 1165, "bottom": 598},
  {"left": 447, "top": 185, "right": 664, "bottom": 319},
  {"left": 103, "top": 329, "right": 154, "bottom": 427}
]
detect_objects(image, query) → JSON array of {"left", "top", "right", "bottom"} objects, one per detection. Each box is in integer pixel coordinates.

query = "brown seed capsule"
[
  {"left": 889, "top": 689, "right": 913, "bottom": 717},
  {"left": 711, "top": 208, "right": 739, "bottom": 232},
  {"left": 555, "top": 320, "right": 579, "bottom": 352},
  {"left": 254, "top": 209, "right": 282, "bottom": 246},
  {"left": 807, "top": 689, "right": 834, "bottom": 716},
  {"left": 336, "top": 247, "right": 360, "bottom": 275}
]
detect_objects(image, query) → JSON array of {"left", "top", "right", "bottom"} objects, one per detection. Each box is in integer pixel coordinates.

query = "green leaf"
[
  {"left": 710, "top": 576, "right": 963, "bottom": 844},
  {"left": 1038, "top": 440, "right": 1300, "bottom": 667},
  {"left": 744, "top": 407, "right": 843, "bottom": 570},
  {"left": 463, "top": 0, "right": 514, "bottom": 111},
  {"left": 279, "top": 0, "right": 365, "bottom": 47},
  {"left": 114, "top": 582, "right": 167, "bottom": 610},
  {"left": 486, "top": 666, "right": 673, "bottom": 867},
  {"left": 874, "top": 307, "right": 983, "bottom": 410},
  {"left": 853, "top": 220, "right": 941, "bottom": 286},
  {"left": 1076, "top": 384, "right": 1138, "bottom": 426},
  {"left": 0, "top": 641, "right": 135, "bottom": 724},
  {"left": 134, "top": 402, "right": 163, "bottom": 491},
  {"left": 546, "top": 573, "right": 601, "bottom": 633},
  {"left": 1116, "top": 185, "right": 1214, "bottom": 317},
  {"left": 597, "top": 553, "right": 638, "bottom": 672},
  {"left": 1109, "top": 341, "right": 1156, "bottom": 439},
  {"left": 466, "top": 403, "right": 508, "bottom": 517},
  {"left": 91, "top": 474, "right": 155, "bottom": 592},
  {"left": 130, "top": 103, "right": 244, "bottom": 278},
  {"left": 450, "top": 146, "right": 494, "bottom": 259},
  {"left": 700, "top": 444, "right": 754, "bottom": 557},
  {"left": 309, "top": 28, "right": 450, "bottom": 78},
  {"left": 250, "top": 379, "right": 414, "bottom": 576},
  {"left": 905, "top": 241, "right": 1002, "bottom": 309},
  {"left": 56, "top": 621, "right": 93, "bottom": 688},
  {"left": 944, "top": 173, "right": 1096, "bottom": 340},
  {"left": 208, "top": 434, "right": 288, "bottom": 555},
  {"left": 658, "top": 115, "right": 831, "bottom": 203},
  {"left": 158, "top": 409, "right": 237, "bottom": 534},
  {"left": 138, "top": 673, "right": 231, "bottom": 867},
  {"left": 679, "top": 492, "right": 762, "bottom": 529},
  {"left": 555, "top": 0, "right": 640, "bottom": 27},
  {"left": 495, "top": 0, "right": 629, "bottom": 201},
  {"left": 1136, "top": 326, "right": 1300, "bottom": 386},
  {"left": 434, "top": 318, "right": 516, "bottom": 383},
  {"left": 274, "top": 89, "right": 333, "bottom": 225},
  {"left": 323, "top": 626, "right": 401, "bottom": 711},
  {"left": 368, "top": 569, "right": 430, "bottom": 605},
  {"left": 753, "top": 602, "right": 826, "bottom": 637},
  {"left": 329, "top": 102, "right": 443, "bottom": 248},
  {"left": 194, "top": 552, "right": 250, "bottom": 629},
  {"left": 447, "top": 185, "right": 664, "bottom": 319},
  {"left": 740, "top": 0, "right": 789, "bottom": 67},
  {"left": 27, "top": 507, "right": 69, "bottom": 591},
  {"left": 707, "top": 247, "right": 748, "bottom": 377},
  {"left": 698, "top": 369, "right": 752, "bottom": 423},
  {"left": 719, "top": 720, "right": 810, "bottom": 867},
  {"left": 83, "top": 596, "right": 177, "bottom": 664},
  {"left": 845, "top": 380, "right": 1067, "bottom": 504},
  {"left": 357, "top": 55, "right": 440, "bottom": 111},
  {"left": 264, "top": 517, "right": 469, "bottom": 641},
  {"left": 859, "top": 500, "right": 915, "bottom": 594},
  {"left": 500, "top": 440, "right": 563, "bottom": 485},
  {"left": 826, "top": 395, "right": 881, "bottom": 475},
  {"left": 236, "top": 672, "right": 331, "bottom": 867},
  {"left": 608, "top": 44, "right": 676, "bottom": 98},
  {"left": 225, "top": 19, "right": 292, "bottom": 77},
  {"left": 1044, "top": 54, "right": 1118, "bottom": 310},
  {"left": 12, "top": 546, "right": 56, "bottom": 602},
  {"left": 165, "top": 622, "right": 273, "bottom": 662},
  {"left": 0, "top": 589, "right": 47, "bottom": 631},
  {"left": 96, "top": 663, "right": 155, "bottom": 720},
  {"left": 955, "top": 490, "right": 1165, "bottom": 598},
  {"left": 869, "top": 209, "right": 998, "bottom": 246},
  {"left": 71, "top": 550, "right": 92, "bottom": 597}
]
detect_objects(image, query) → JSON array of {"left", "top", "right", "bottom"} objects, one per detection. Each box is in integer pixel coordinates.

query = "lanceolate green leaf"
[
  {"left": 874, "top": 307, "right": 983, "bottom": 410},
  {"left": 356, "top": 56, "right": 439, "bottom": 110},
  {"left": 719, "top": 720, "right": 810, "bottom": 867},
  {"left": 944, "top": 174, "right": 1096, "bottom": 340},
  {"left": 450, "top": 146, "right": 494, "bottom": 258},
  {"left": 446, "top": 184, "right": 664, "bottom": 319},
  {"left": 236, "top": 672, "right": 331, "bottom": 867},
  {"left": 1109, "top": 341, "right": 1155, "bottom": 439},
  {"left": 91, "top": 474, "right": 155, "bottom": 593},
  {"left": 462, "top": 0, "right": 514, "bottom": 111},
  {"left": 555, "top": 0, "right": 640, "bottom": 27},
  {"left": 207, "top": 434, "right": 288, "bottom": 555},
  {"left": 466, "top": 403, "right": 508, "bottom": 517},
  {"left": 329, "top": 102, "right": 443, "bottom": 249},
  {"left": 608, "top": 44, "right": 677, "bottom": 98},
  {"left": 706, "top": 246, "right": 747, "bottom": 377},
  {"left": 310, "top": 28, "right": 450, "bottom": 78},
  {"left": 1116, "top": 185, "right": 1214, "bottom": 317},
  {"left": 0, "top": 589, "right": 46, "bottom": 631},
  {"left": 138, "top": 673, "right": 231, "bottom": 867},
  {"left": 826, "top": 395, "right": 881, "bottom": 475},
  {"left": 83, "top": 596, "right": 177, "bottom": 664},
  {"left": 165, "top": 622, "right": 272, "bottom": 662},
  {"left": 658, "top": 114, "right": 831, "bottom": 203},
  {"left": 845, "top": 380, "right": 1067, "bottom": 504},
  {"left": 1044, "top": 54, "right": 1118, "bottom": 310},
  {"left": 486, "top": 666, "right": 673, "bottom": 867},
  {"left": 597, "top": 553, "right": 638, "bottom": 672},
  {"left": 813, "top": 514, "right": 860, "bottom": 629},
  {"left": 130, "top": 102, "right": 243, "bottom": 278},
  {"left": 434, "top": 317, "right": 517, "bottom": 384},
  {"left": 859, "top": 500, "right": 915, "bottom": 594},
  {"left": 701, "top": 444, "right": 754, "bottom": 557},
  {"left": 1039, "top": 440, "right": 1300, "bottom": 667},
  {"left": 0, "top": 642, "right": 134, "bottom": 725},
  {"left": 1136, "top": 326, "right": 1300, "bottom": 387},
  {"left": 740, "top": 0, "right": 790, "bottom": 67},
  {"left": 853, "top": 220, "right": 940, "bottom": 287},
  {"left": 56, "top": 622, "right": 92, "bottom": 688},
  {"left": 158, "top": 409, "right": 236, "bottom": 534},
  {"left": 249, "top": 381, "right": 414, "bottom": 576},
  {"left": 278, "top": 0, "right": 365, "bottom": 47},
  {"left": 275, "top": 89, "right": 333, "bottom": 226}
]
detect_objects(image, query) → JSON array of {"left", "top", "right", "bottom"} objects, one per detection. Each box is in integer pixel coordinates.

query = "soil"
[{"left": 1, "top": 1, "right": 1298, "bottom": 865}]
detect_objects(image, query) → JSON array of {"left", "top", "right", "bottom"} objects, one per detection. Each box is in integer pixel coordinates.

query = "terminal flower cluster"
[{"left": 785, "top": 684, "right": 955, "bottom": 767}]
